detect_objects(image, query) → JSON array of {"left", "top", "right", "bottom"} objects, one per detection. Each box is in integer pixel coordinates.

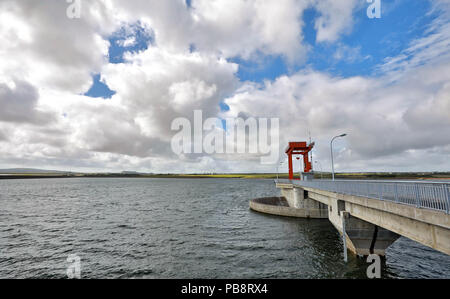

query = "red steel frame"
[{"left": 285, "top": 141, "right": 315, "bottom": 180}]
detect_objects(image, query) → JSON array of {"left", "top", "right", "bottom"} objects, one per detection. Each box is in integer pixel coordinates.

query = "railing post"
[
  {"left": 414, "top": 183, "right": 420, "bottom": 208},
  {"left": 394, "top": 183, "right": 399, "bottom": 202},
  {"left": 378, "top": 183, "right": 382, "bottom": 200},
  {"left": 445, "top": 184, "right": 450, "bottom": 214},
  {"left": 432, "top": 186, "right": 437, "bottom": 210}
]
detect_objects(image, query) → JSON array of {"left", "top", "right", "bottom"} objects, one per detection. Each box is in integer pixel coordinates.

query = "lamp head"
[{"left": 339, "top": 133, "right": 347, "bottom": 137}]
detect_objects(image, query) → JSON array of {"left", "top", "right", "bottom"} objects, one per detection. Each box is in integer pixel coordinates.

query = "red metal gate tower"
[{"left": 285, "top": 141, "right": 315, "bottom": 180}]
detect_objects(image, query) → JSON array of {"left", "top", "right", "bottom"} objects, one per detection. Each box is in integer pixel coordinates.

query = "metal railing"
[{"left": 275, "top": 179, "right": 450, "bottom": 214}]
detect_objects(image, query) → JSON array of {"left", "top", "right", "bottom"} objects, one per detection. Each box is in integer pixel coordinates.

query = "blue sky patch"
[
  {"left": 84, "top": 74, "right": 116, "bottom": 99},
  {"left": 108, "top": 23, "right": 153, "bottom": 64},
  {"left": 219, "top": 102, "right": 230, "bottom": 112},
  {"left": 302, "top": 7, "right": 319, "bottom": 46}
]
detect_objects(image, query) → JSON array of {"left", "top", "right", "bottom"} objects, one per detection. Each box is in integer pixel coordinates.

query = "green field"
[{"left": 1, "top": 172, "right": 449, "bottom": 180}]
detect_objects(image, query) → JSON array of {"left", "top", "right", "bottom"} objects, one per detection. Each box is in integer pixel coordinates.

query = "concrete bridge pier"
[
  {"left": 279, "top": 185, "right": 328, "bottom": 218},
  {"left": 337, "top": 211, "right": 400, "bottom": 256}
]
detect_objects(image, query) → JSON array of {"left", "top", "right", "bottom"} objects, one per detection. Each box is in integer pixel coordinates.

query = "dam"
[{"left": 250, "top": 141, "right": 450, "bottom": 258}]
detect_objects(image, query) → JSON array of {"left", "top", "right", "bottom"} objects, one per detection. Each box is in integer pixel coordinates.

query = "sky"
[{"left": 0, "top": 0, "right": 449, "bottom": 173}]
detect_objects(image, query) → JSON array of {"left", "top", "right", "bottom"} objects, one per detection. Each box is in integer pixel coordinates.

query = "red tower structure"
[{"left": 285, "top": 141, "right": 315, "bottom": 180}]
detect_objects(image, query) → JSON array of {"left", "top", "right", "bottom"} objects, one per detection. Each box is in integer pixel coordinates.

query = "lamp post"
[
  {"left": 330, "top": 134, "right": 347, "bottom": 181},
  {"left": 276, "top": 160, "right": 285, "bottom": 180}
]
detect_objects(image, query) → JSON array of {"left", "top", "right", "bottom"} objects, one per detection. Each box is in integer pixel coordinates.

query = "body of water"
[{"left": 0, "top": 178, "right": 449, "bottom": 278}]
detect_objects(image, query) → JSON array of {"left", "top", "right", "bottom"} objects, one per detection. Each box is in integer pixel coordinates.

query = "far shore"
[{"left": 1, "top": 172, "right": 449, "bottom": 181}]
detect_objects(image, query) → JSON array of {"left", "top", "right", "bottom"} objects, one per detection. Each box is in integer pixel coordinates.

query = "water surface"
[{"left": 0, "top": 178, "right": 449, "bottom": 278}]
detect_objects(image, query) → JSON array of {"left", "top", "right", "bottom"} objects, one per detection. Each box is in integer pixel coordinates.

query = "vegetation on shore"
[{"left": 1, "top": 172, "right": 449, "bottom": 180}]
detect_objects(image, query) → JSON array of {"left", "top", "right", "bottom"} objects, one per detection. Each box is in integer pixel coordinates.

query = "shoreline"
[{"left": 1, "top": 172, "right": 449, "bottom": 181}]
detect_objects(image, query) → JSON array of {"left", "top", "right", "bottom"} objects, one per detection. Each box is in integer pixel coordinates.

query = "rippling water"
[{"left": 0, "top": 178, "right": 449, "bottom": 279}]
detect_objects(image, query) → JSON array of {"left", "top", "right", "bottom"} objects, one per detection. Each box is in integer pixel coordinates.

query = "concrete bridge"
[{"left": 252, "top": 179, "right": 450, "bottom": 257}]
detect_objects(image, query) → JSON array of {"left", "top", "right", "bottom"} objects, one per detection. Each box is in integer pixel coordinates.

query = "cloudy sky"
[{"left": 0, "top": 0, "right": 449, "bottom": 173}]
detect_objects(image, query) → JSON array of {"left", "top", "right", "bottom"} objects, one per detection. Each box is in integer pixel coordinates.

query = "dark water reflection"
[{"left": 0, "top": 178, "right": 448, "bottom": 278}]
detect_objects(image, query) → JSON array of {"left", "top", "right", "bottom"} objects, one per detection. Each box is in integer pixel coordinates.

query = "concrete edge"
[{"left": 249, "top": 197, "right": 325, "bottom": 218}]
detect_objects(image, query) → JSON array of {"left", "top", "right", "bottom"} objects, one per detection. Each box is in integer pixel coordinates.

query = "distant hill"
[{"left": 0, "top": 168, "right": 68, "bottom": 174}]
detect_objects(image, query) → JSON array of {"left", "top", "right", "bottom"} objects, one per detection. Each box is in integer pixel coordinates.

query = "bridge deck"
[{"left": 276, "top": 179, "right": 450, "bottom": 214}]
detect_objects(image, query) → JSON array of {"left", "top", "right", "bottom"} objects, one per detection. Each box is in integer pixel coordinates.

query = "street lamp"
[
  {"left": 276, "top": 160, "right": 285, "bottom": 180},
  {"left": 330, "top": 133, "right": 347, "bottom": 181}
]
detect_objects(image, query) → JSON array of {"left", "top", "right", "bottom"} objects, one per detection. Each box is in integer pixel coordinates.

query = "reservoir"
[{"left": 0, "top": 178, "right": 449, "bottom": 278}]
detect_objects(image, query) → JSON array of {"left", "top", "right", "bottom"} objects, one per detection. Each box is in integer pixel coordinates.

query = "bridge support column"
[
  {"left": 279, "top": 186, "right": 328, "bottom": 218},
  {"left": 340, "top": 211, "right": 400, "bottom": 256}
]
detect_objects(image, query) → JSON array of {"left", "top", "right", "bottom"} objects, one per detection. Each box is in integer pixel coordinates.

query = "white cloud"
[
  {"left": 0, "top": 0, "right": 449, "bottom": 173},
  {"left": 333, "top": 43, "right": 371, "bottom": 63},
  {"left": 118, "top": 36, "right": 137, "bottom": 47},
  {"left": 312, "top": 0, "right": 360, "bottom": 43},
  {"left": 102, "top": 48, "right": 238, "bottom": 142},
  {"left": 222, "top": 60, "right": 450, "bottom": 171},
  {"left": 188, "top": 0, "right": 309, "bottom": 62},
  {"left": 0, "top": 0, "right": 117, "bottom": 94},
  {"left": 0, "top": 80, "right": 54, "bottom": 125}
]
